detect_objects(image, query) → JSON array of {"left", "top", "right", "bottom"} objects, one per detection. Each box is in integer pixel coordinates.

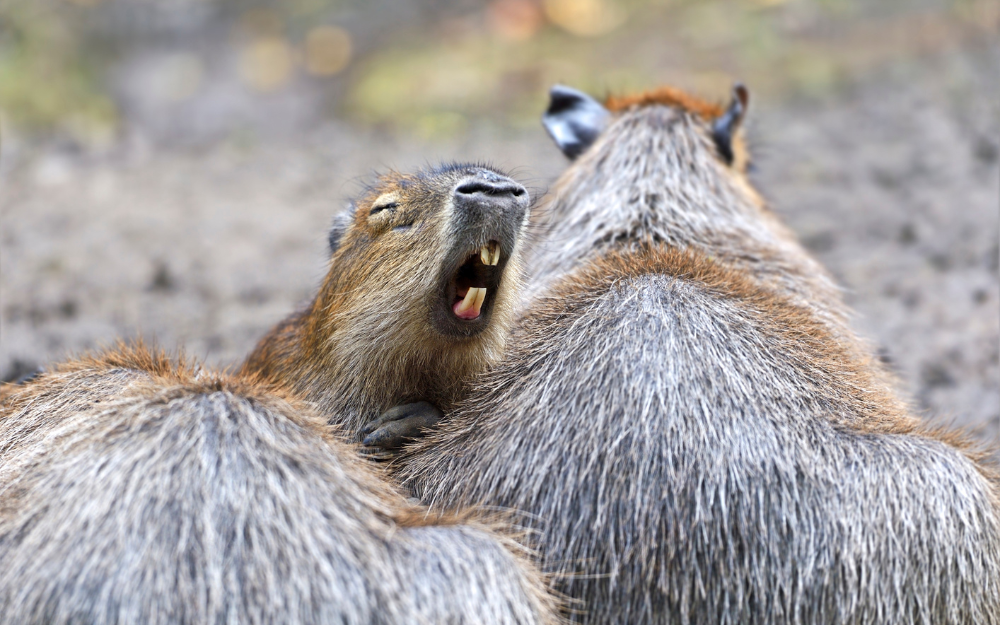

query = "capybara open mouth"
[{"left": 450, "top": 241, "right": 502, "bottom": 321}]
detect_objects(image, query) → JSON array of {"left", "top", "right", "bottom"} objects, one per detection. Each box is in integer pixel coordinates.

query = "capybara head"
[
  {"left": 243, "top": 163, "right": 533, "bottom": 429},
  {"left": 542, "top": 83, "right": 750, "bottom": 172},
  {"left": 324, "top": 164, "right": 530, "bottom": 343}
]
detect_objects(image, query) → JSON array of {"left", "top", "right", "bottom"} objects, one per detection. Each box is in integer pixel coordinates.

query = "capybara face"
[{"left": 327, "top": 164, "right": 530, "bottom": 341}]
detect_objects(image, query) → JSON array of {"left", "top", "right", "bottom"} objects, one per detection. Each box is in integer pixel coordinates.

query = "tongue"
[{"left": 454, "top": 287, "right": 487, "bottom": 320}]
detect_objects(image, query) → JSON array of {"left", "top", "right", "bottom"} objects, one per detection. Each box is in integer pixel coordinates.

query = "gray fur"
[
  {"left": 526, "top": 105, "right": 848, "bottom": 333},
  {"left": 526, "top": 101, "right": 899, "bottom": 394},
  {"left": 393, "top": 96, "right": 1000, "bottom": 622},
  {"left": 0, "top": 356, "right": 558, "bottom": 625}
]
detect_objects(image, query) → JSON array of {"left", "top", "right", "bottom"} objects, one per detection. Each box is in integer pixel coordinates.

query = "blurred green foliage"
[
  {"left": 344, "top": 0, "right": 997, "bottom": 137},
  {"left": 0, "top": 0, "right": 994, "bottom": 142},
  {"left": 0, "top": 3, "right": 118, "bottom": 141}
]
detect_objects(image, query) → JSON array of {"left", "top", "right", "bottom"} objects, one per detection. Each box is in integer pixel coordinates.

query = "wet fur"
[
  {"left": 393, "top": 91, "right": 1000, "bottom": 623},
  {"left": 0, "top": 342, "right": 559, "bottom": 625}
]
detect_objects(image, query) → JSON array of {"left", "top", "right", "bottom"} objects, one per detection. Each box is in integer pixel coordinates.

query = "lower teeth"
[{"left": 455, "top": 287, "right": 487, "bottom": 317}]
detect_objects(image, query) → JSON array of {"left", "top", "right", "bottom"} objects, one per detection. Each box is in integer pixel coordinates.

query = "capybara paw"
[{"left": 361, "top": 401, "right": 443, "bottom": 450}]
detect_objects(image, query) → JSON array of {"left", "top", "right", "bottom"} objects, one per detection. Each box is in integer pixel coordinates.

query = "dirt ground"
[{"left": 2, "top": 40, "right": 998, "bottom": 445}]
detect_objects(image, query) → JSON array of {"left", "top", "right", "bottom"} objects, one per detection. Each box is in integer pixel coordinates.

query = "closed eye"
[{"left": 370, "top": 202, "right": 399, "bottom": 215}]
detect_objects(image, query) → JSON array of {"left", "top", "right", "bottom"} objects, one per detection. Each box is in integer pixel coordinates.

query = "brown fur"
[
  {"left": 605, "top": 86, "right": 725, "bottom": 118},
  {"left": 585, "top": 247, "right": 908, "bottom": 432},
  {"left": 0, "top": 341, "right": 561, "bottom": 624},
  {"left": 387, "top": 86, "right": 1000, "bottom": 623},
  {"left": 570, "top": 247, "right": 998, "bottom": 467},
  {"left": 242, "top": 164, "right": 530, "bottom": 438},
  {"left": 604, "top": 86, "right": 750, "bottom": 171},
  {"left": 530, "top": 85, "right": 892, "bottom": 393},
  {"left": 0, "top": 164, "right": 549, "bottom": 624}
]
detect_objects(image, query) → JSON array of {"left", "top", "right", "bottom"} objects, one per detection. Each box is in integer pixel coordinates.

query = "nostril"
[
  {"left": 456, "top": 181, "right": 527, "bottom": 198},
  {"left": 456, "top": 182, "right": 495, "bottom": 196}
]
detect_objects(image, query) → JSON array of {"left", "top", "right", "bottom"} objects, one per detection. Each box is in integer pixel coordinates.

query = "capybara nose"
[
  {"left": 451, "top": 170, "right": 530, "bottom": 241},
  {"left": 453, "top": 171, "right": 528, "bottom": 208}
]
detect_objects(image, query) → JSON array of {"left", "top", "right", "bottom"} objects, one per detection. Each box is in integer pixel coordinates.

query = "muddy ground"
[{"left": 2, "top": 42, "right": 998, "bottom": 446}]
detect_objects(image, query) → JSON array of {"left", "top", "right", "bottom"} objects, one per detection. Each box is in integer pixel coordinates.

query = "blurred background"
[{"left": 1, "top": 0, "right": 997, "bottom": 442}]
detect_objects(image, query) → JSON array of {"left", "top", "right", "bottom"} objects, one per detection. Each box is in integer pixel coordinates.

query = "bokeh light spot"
[
  {"left": 239, "top": 37, "right": 294, "bottom": 93},
  {"left": 304, "top": 26, "right": 352, "bottom": 76},
  {"left": 487, "top": 0, "right": 544, "bottom": 41},
  {"left": 543, "top": 0, "right": 626, "bottom": 37}
]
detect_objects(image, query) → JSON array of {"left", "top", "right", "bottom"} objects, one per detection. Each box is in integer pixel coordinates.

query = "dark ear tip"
[
  {"left": 542, "top": 84, "right": 610, "bottom": 160},
  {"left": 549, "top": 84, "right": 577, "bottom": 98},
  {"left": 546, "top": 84, "right": 591, "bottom": 114},
  {"left": 732, "top": 83, "right": 749, "bottom": 109},
  {"left": 327, "top": 206, "right": 354, "bottom": 254}
]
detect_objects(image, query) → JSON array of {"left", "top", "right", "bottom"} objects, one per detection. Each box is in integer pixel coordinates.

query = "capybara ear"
[
  {"left": 711, "top": 83, "right": 749, "bottom": 165},
  {"left": 542, "top": 84, "right": 611, "bottom": 160},
  {"left": 328, "top": 206, "right": 354, "bottom": 254}
]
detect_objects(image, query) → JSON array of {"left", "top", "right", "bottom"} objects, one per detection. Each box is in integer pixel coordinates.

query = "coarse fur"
[
  {"left": 529, "top": 90, "right": 842, "bottom": 334},
  {"left": 242, "top": 163, "right": 530, "bottom": 438},
  {"left": 0, "top": 342, "right": 560, "bottom": 625},
  {"left": 391, "top": 86, "right": 1000, "bottom": 623}
]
